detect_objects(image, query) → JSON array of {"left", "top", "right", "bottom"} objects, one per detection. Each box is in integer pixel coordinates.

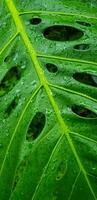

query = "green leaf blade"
[{"left": 0, "top": 0, "right": 97, "bottom": 199}]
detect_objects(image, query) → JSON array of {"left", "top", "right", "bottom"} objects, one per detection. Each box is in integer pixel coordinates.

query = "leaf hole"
[
  {"left": 0, "top": 66, "right": 22, "bottom": 96},
  {"left": 4, "top": 55, "right": 10, "bottom": 63},
  {"left": 73, "top": 72, "right": 97, "bottom": 87},
  {"left": 73, "top": 43, "right": 90, "bottom": 51},
  {"left": 56, "top": 161, "right": 67, "bottom": 181},
  {"left": 29, "top": 17, "right": 42, "bottom": 25},
  {"left": 5, "top": 97, "right": 19, "bottom": 117},
  {"left": 12, "top": 158, "right": 27, "bottom": 191},
  {"left": 43, "top": 25, "right": 84, "bottom": 41},
  {"left": 76, "top": 20, "right": 91, "bottom": 27},
  {"left": 26, "top": 112, "right": 45, "bottom": 141},
  {"left": 72, "top": 105, "right": 97, "bottom": 118},
  {"left": 46, "top": 63, "right": 58, "bottom": 73}
]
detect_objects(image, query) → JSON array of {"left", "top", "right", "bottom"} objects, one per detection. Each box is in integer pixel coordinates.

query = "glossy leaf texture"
[{"left": 0, "top": 0, "right": 97, "bottom": 199}]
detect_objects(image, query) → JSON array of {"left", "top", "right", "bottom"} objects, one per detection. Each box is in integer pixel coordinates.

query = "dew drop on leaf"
[
  {"left": 31, "top": 80, "right": 37, "bottom": 87},
  {"left": 92, "top": 167, "right": 96, "bottom": 170},
  {"left": 46, "top": 109, "right": 52, "bottom": 116},
  {"left": 21, "top": 65, "right": 26, "bottom": 69},
  {"left": 16, "top": 89, "right": 20, "bottom": 95}
]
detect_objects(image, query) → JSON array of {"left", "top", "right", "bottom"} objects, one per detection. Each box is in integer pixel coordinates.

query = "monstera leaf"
[{"left": 0, "top": 0, "right": 97, "bottom": 199}]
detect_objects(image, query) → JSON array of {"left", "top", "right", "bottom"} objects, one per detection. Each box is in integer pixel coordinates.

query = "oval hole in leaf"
[
  {"left": 26, "top": 112, "right": 45, "bottom": 141},
  {"left": 43, "top": 25, "right": 84, "bottom": 41},
  {"left": 74, "top": 44, "right": 90, "bottom": 51},
  {"left": 12, "top": 158, "right": 27, "bottom": 191},
  {"left": 29, "top": 17, "right": 41, "bottom": 25},
  {"left": 72, "top": 105, "right": 97, "bottom": 118},
  {"left": 56, "top": 161, "right": 67, "bottom": 181},
  {"left": 73, "top": 72, "right": 97, "bottom": 87},
  {"left": 4, "top": 55, "right": 10, "bottom": 63},
  {"left": 5, "top": 97, "right": 19, "bottom": 117},
  {"left": 0, "top": 66, "right": 21, "bottom": 96},
  {"left": 46, "top": 63, "right": 58, "bottom": 73},
  {"left": 76, "top": 20, "right": 91, "bottom": 27}
]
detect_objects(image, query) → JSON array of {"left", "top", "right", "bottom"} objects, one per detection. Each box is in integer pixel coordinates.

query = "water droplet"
[
  {"left": 25, "top": 21, "right": 30, "bottom": 26},
  {"left": 46, "top": 109, "right": 52, "bottom": 116},
  {"left": 92, "top": 167, "right": 96, "bottom": 170},
  {"left": 51, "top": 166, "right": 55, "bottom": 171},
  {"left": 3, "top": 119, "right": 5, "bottom": 123},
  {"left": 21, "top": 65, "right": 26, "bottom": 69},
  {"left": 16, "top": 89, "right": 20, "bottom": 94},
  {"left": 63, "top": 76, "right": 67, "bottom": 81},
  {"left": 4, "top": 97, "right": 7, "bottom": 101},
  {"left": 21, "top": 80, "right": 24, "bottom": 85},
  {"left": 13, "top": 53, "right": 19, "bottom": 62},
  {"left": 19, "top": 100, "right": 23, "bottom": 106},
  {"left": 15, "top": 113, "right": 18, "bottom": 117},
  {"left": 31, "top": 80, "right": 37, "bottom": 87}
]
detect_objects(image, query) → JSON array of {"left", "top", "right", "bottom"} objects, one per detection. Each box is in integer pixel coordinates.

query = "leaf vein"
[
  {"left": 19, "top": 10, "right": 97, "bottom": 20},
  {"left": 49, "top": 84, "right": 97, "bottom": 104},
  {"left": 37, "top": 53, "right": 97, "bottom": 67},
  {"left": 0, "top": 32, "right": 18, "bottom": 56},
  {"left": 0, "top": 85, "right": 41, "bottom": 175}
]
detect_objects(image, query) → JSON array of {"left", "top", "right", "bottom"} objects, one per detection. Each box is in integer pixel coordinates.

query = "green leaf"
[{"left": 0, "top": 0, "right": 97, "bottom": 199}]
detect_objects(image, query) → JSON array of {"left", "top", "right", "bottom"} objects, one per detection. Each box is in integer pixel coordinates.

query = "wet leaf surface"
[{"left": 0, "top": 0, "right": 97, "bottom": 200}]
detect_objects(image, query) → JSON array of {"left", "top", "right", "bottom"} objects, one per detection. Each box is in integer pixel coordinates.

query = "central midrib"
[{"left": 5, "top": 0, "right": 97, "bottom": 199}]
